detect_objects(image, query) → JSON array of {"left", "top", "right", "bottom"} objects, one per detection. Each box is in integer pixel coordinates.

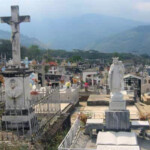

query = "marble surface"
[
  {"left": 97, "top": 145, "right": 140, "bottom": 150},
  {"left": 109, "top": 100, "right": 126, "bottom": 110},
  {"left": 87, "top": 119, "right": 103, "bottom": 124},
  {"left": 108, "top": 58, "right": 124, "bottom": 101},
  {"left": 132, "top": 121, "right": 149, "bottom": 126},
  {"left": 96, "top": 131, "right": 138, "bottom": 145},
  {"left": 105, "top": 110, "right": 130, "bottom": 131}
]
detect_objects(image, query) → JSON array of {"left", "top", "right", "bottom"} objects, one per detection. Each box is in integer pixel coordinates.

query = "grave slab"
[
  {"left": 85, "top": 119, "right": 104, "bottom": 136},
  {"left": 96, "top": 131, "right": 138, "bottom": 145},
  {"left": 131, "top": 121, "right": 149, "bottom": 129},
  {"left": 87, "top": 94, "right": 134, "bottom": 106},
  {"left": 97, "top": 145, "right": 140, "bottom": 150}
]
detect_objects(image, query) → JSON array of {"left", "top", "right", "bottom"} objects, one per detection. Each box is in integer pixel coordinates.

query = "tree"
[
  {"left": 113, "top": 52, "right": 119, "bottom": 57},
  {"left": 0, "top": 39, "right": 12, "bottom": 59},
  {"left": 69, "top": 55, "right": 82, "bottom": 63},
  {"left": 28, "top": 45, "right": 42, "bottom": 61}
]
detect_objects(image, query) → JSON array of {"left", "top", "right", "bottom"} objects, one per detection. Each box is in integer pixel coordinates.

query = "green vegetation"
[
  {"left": 42, "top": 128, "right": 69, "bottom": 150},
  {"left": 1, "top": 39, "right": 150, "bottom": 65},
  {"left": 68, "top": 55, "right": 82, "bottom": 63},
  {"left": 92, "top": 25, "right": 150, "bottom": 54},
  {"left": 0, "top": 142, "right": 29, "bottom": 150}
]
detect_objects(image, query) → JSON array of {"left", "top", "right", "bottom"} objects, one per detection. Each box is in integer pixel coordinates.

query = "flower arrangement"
[
  {"left": 73, "top": 78, "right": 78, "bottom": 84},
  {"left": 0, "top": 75, "right": 4, "bottom": 86},
  {"left": 65, "top": 82, "right": 71, "bottom": 88},
  {"left": 30, "top": 91, "right": 39, "bottom": 95}
]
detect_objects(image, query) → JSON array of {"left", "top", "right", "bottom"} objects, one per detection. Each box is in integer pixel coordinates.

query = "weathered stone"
[
  {"left": 0, "top": 6, "right": 36, "bottom": 132},
  {"left": 131, "top": 121, "right": 149, "bottom": 129},
  {"left": 0, "top": 6, "right": 30, "bottom": 66},
  {"left": 105, "top": 110, "right": 130, "bottom": 131},
  {"left": 109, "top": 100, "right": 126, "bottom": 110},
  {"left": 85, "top": 119, "right": 104, "bottom": 136}
]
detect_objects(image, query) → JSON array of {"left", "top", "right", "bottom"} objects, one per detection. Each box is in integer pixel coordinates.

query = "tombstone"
[
  {"left": 0, "top": 6, "right": 37, "bottom": 133},
  {"left": 105, "top": 58, "right": 130, "bottom": 131}
]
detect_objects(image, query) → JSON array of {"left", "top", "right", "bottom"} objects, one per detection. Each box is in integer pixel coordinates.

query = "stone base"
[
  {"left": 2, "top": 109, "right": 37, "bottom": 130},
  {"left": 105, "top": 110, "right": 130, "bottom": 131},
  {"left": 85, "top": 119, "right": 104, "bottom": 136},
  {"left": 111, "top": 92, "right": 123, "bottom": 100},
  {"left": 109, "top": 100, "right": 126, "bottom": 110}
]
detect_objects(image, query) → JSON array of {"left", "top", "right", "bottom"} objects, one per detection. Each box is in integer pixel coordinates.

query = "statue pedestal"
[
  {"left": 111, "top": 92, "right": 123, "bottom": 101},
  {"left": 2, "top": 68, "right": 37, "bottom": 130},
  {"left": 105, "top": 98, "right": 130, "bottom": 131},
  {"left": 109, "top": 100, "right": 126, "bottom": 110},
  {"left": 2, "top": 108, "right": 37, "bottom": 129},
  {"left": 105, "top": 110, "right": 130, "bottom": 131}
]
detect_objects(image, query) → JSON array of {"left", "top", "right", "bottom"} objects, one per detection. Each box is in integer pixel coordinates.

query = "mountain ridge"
[
  {"left": 0, "top": 14, "right": 145, "bottom": 50},
  {"left": 0, "top": 29, "right": 47, "bottom": 49},
  {"left": 88, "top": 25, "right": 150, "bottom": 54}
]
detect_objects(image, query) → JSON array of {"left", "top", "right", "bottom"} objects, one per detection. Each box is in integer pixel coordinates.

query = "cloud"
[
  {"left": 136, "top": 2, "right": 150, "bottom": 12},
  {"left": 0, "top": 0, "right": 150, "bottom": 22}
]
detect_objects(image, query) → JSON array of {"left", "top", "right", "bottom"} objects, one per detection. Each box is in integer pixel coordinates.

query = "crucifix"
[{"left": 0, "top": 6, "right": 30, "bottom": 66}]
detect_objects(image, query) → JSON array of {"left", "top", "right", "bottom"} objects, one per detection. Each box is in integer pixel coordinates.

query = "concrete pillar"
[{"left": 92, "top": 75, "right": 94, "bottom": 86}]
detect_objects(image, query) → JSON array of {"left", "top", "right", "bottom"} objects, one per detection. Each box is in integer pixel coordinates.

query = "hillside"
[
  {"left": 0, "top": 14, "right": 143, "bottom": 50},
  {"left": 0, "top": 30, "right": 46, "bottom": 49},
  {"left": 91, "top": 25, "right": 150, "bottom": 54}
]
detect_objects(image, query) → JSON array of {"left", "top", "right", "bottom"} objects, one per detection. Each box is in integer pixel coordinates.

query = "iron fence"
[{"left": 0, "top": 85, "right": 80, "bottom": 142}]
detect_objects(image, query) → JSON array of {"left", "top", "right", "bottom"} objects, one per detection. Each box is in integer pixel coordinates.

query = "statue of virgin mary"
[{"left": 108, "top": 58, "right": 124, "bottom": 101}]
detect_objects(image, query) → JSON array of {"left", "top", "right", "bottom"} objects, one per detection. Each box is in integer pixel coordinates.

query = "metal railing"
[
  {"left": 58, "top": 117, "right": 96, "bottom": 150},
  {"left": 58, "top": 118, "right": 81, "bottom": 150},
  {"left": 0, "top": 85, "right": 80, "bottom": 142},
  {"left": 0, "top": 87, "right": 5, "bottom": 102}
]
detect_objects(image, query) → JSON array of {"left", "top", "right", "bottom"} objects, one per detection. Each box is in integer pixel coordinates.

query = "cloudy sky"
[{"left": 0, "top": 0, "right": 150, "bottom": 22}]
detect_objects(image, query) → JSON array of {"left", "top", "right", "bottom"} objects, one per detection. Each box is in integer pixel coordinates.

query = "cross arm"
[
  {"left": 19, "top": 16, "right": 30, "bottom": 23},
  {"left": 0, "top": 17, "right": 11, "bottom": 25}
]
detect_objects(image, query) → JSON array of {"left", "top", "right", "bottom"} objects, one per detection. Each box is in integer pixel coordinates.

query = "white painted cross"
[{"left": 0, "top": 6, "right": 30, "bottom": 66}]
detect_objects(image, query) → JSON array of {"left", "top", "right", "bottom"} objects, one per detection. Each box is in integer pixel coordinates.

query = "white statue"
[{"left": 108, "top": 57, "right": 124, "bottom": 101}]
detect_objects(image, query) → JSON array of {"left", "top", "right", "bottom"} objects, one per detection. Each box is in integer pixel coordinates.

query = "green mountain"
[
  {"left": 0, "top": 30, "right": 46, "bottom": 49},
  {"left": 0, "top": 14, "right": 143, "bottom": 50},
  {"left": 91, "top": 25, "right": 150, "bottom": 54}
]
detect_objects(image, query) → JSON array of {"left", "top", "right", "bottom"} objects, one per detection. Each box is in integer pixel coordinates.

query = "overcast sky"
[{"left": 0, "top": 0, "right": 150, "bottom": 22}]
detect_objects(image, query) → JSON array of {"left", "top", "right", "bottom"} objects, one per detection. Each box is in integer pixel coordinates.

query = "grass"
[
  {"left": 43, "top": 128, "right": 69, "bottom": 150},
  {"left": 0, "top": 142, "right": 29, "bottom": 150}
]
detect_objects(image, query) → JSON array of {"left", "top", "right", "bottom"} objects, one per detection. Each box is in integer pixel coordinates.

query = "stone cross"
[{"left": 0, "top": 6, "right": 30, "bottom": 66}]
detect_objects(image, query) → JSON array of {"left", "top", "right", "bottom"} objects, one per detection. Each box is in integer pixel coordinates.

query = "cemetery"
[
  {"left": 0, "top": 4, "right": 150, "bottom": 150},
  {"left": 58, "top": 58, "right": 150, "bottom": 150}
]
